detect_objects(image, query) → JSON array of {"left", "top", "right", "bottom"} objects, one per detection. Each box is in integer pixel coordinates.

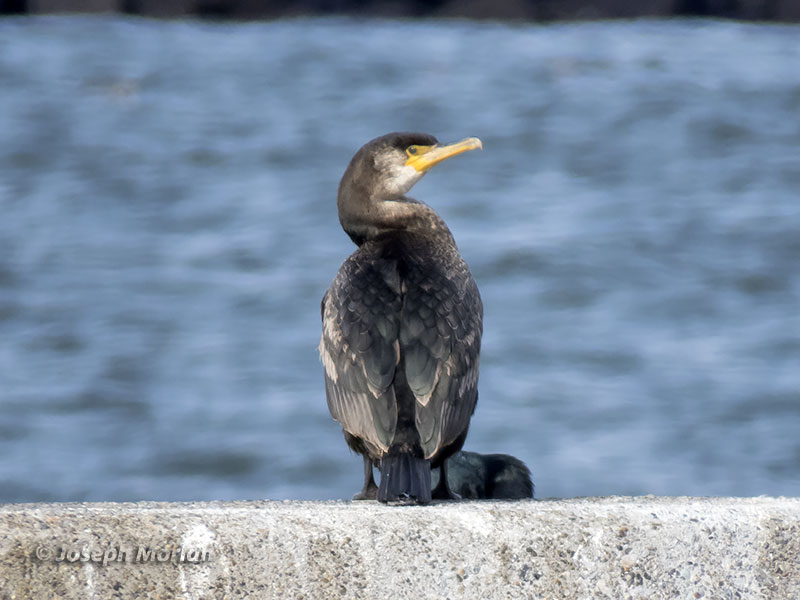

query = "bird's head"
[
  {"left": 341, "top": 132, "right": 483, "bottom": 200},
  {"left": 337, "top": 132, "right": 482, "bottom": 244}
]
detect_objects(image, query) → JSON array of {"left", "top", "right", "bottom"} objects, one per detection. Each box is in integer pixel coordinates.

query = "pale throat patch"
[{"left": 374, "top": 151, "right": 426, "bottom": 197}]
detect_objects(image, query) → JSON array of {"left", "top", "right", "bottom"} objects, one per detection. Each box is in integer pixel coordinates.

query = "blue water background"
[{"left": 1, "top": 16, "right": 799, "bottom": 502}]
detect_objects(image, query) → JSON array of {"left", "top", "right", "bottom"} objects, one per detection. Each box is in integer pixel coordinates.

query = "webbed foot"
[
  {"left": 432, "top": 459, "right": 461, "bottom": 501},
  {"left": 352, "top": 455, "right": 378, "bottom": 501},
  {"left": 352, "top": 482, "right": 378, "bottom": 501}
]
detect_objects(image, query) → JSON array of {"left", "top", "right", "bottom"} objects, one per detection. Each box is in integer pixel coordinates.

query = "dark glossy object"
[{"left": 433, "top": 451, "right": 534, "bottom": 500}]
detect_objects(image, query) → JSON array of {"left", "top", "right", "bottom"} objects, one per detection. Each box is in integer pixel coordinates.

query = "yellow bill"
[{"left": 405, "top": 137, "right": 483, "bottom": 172}]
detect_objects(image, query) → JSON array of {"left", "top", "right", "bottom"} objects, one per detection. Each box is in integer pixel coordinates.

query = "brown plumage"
[{"left": 319, "top": 132, "right": 483, "bottom": 503}]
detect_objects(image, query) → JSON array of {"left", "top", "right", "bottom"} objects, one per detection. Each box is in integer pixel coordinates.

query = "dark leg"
[
  {"left": 352, "top": 455, "right": 378, "bottom": 501},
  {"left": 431, "top": 458, "right": 461, "bottom": 501}
]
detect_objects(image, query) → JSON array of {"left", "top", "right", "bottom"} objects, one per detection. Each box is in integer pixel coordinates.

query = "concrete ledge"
[{"left": 1, "top": 497, "right": 798, "bottom": 599}]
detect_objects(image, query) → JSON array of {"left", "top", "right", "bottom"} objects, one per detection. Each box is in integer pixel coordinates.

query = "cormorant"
[
  {"left": 319, "top": 132, "right": 484, "bottom": 504},
  {"left": 433, "top": 451, "right": 534, "bottom": 500}
]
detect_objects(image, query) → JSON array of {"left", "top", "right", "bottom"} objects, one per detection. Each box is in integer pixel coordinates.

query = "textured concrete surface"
[{"left": 1, "top": 497, "right": 798, "bottom": 599}]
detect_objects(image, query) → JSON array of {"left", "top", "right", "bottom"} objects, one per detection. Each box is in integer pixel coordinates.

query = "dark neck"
[{"left": 338, "top": 186, "right": 453, "bottom": 248}]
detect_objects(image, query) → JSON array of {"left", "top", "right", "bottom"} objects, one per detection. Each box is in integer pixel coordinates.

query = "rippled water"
[{"left": 1, "top": 16, "right": 799, "bottom": 502}]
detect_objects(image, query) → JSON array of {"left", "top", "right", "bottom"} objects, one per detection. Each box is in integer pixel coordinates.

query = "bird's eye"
[{"left": 406, "top": 146, "right": 419, "bottom": 156}]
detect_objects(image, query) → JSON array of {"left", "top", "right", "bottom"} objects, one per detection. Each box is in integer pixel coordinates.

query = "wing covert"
[
  {"left": 320, "top": 253, "right": 402, "bottom": 453},
  {"left": 402, "top": 258, "right": 483, "bottom": 459}
]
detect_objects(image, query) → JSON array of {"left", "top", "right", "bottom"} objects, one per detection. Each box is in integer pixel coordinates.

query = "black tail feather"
[{"left": 378, "top": 450, "right": 431, "bottom": 504}]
